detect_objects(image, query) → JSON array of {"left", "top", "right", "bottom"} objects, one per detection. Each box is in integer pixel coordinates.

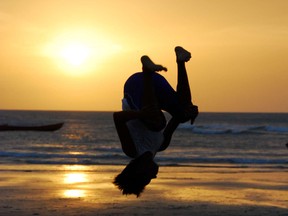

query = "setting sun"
[
  {"left": 41, "top": 29, "right": 122, "bottom": 77},
  {"left": 60, "top": 42, "right": 91, "bottom": 66}
]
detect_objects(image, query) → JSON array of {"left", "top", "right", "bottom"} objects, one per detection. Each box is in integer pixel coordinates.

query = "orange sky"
[{"left": 0, "top": 0, "right": 287, "bottom": 112}]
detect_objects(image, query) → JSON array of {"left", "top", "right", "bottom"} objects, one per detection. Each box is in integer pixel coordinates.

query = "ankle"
[{"left": 177, "top": 61, "right": 185, "bottom": 66}]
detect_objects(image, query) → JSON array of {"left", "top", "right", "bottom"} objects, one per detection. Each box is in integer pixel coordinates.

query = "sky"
[{"left": 0, "top": 0, "right": 287, "bottom": 112}]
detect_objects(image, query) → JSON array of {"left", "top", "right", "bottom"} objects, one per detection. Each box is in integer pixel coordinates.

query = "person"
[{"left": 113, "top": 46, "right": 198, "bottom": 197}]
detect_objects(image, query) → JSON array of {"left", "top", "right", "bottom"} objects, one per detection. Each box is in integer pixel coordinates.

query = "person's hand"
[
  {"left": 140, "top": 105, "right": 166, "bottom": 131},
  {"left": 183, "top": 105, "right": 198, "bottom": 124}
]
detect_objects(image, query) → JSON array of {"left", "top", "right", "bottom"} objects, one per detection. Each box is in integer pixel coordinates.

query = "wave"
[
  {"left": 265, "top": 126, "right": 288, "bottom": 133},
  {"left": 178, "top": 123, "right": 288, "bottom": 135},
  {"left": 156, "top": 156, "right": 288, "bottom": 166},
  {"left": 1, "top": 151, "right": 287, "bottom": 166},
  {"left": 0, "top": 150, "right": 126, "bottom": 161}
]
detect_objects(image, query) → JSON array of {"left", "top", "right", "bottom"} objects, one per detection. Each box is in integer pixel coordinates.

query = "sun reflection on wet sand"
[
  {"left": 64, "top": 173, "right": 88, "bottom": 184},
  {"left": 0, "top": 165, "right": 287, "bottom": 215},
  {"left": 63, "top": 165, "right": 91, "bottom": 171},
  {"left": 63, "top": 189, "right": 86, "bottom": 198},
  {"left": 62, "top": 165, "right": 90, "bottom": 198}
]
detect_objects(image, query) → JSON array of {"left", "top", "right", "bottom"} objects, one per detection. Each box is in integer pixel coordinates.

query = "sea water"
[{"left": 0, "top": 110, "right": 287, "bottom": 168}]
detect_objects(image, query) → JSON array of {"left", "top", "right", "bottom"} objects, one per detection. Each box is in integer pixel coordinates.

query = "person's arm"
[
  {"left": 158, "top": 117, "right": 180, "bottom": 152},
  {"left": 113, "top": 111, "right": 141, "bottom": 158},
  {"left": 159, "top": 104, "right": 198, "bottom": 151}
]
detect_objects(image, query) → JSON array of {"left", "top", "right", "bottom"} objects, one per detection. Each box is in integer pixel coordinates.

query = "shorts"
[{"left": 123, "top": 72, "right": 183, "bottom": 117}]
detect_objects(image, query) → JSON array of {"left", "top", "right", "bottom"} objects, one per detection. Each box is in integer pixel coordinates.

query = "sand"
[{"left": 0, "top": 164, "right": 287, "bottom": 216}]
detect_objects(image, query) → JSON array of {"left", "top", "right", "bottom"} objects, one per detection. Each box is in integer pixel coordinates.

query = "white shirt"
[{"left": 122, "top": 98, "right": 164, "bottom": 157}]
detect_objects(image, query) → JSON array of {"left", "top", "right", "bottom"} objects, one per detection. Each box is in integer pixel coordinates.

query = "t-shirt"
[{"left": 122, "top": 98, "right": 164, "bottom": 157}]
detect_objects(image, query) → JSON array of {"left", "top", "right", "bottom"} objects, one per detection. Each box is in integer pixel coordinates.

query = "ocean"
[{"left": 0, "top": 110, "right": 287, "bottom": 168}]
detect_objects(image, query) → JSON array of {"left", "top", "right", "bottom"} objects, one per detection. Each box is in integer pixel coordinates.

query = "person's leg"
[
  {"left": 139, "top": 56, "right": 167, "bottom": 131},
  {"left": 141, "top": 55, "right": 164, "bottom": 111},
  {"left": 175, "top": 46, "right": 192, "bottom": 106},
  {"left": 148, "top": 48, "right": 195, "bottom": 119},
  {"left": 175, "top": 46, "right": 198, "bottom": 124}
]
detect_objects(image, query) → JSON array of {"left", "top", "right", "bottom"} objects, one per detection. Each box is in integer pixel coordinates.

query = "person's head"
[{"left": 113, "top": 151, "right": 159, "bottom": 197}]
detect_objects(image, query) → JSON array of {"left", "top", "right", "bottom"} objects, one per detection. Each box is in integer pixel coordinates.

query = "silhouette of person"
[{"left": 113, "top": 46, "right": 198, "bottom": 197}]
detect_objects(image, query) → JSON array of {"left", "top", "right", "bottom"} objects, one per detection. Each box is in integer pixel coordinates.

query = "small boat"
[{"left": 0, "top": 122, "right": 64, "bottom": 132}]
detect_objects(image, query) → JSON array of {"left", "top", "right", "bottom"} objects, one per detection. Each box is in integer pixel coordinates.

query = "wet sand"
[{"left": 0, "top": 164, "right": 287, "bottom": 216}]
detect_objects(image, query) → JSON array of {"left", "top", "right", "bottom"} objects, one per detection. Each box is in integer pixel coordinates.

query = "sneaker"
[
  {"left": 141, "top": 55, "right": 167, "bottom": 72},
  {"left": 175, "top": 46, "right": 191, "bottom": 62}
]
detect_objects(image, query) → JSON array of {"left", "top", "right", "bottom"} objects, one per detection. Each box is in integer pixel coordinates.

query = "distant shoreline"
[{"left": 1, "top": 109, "right": 288, "bottom": 114}]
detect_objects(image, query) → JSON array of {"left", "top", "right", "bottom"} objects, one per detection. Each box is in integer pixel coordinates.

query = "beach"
[
  {"left": 0, "top": 165, "right": 287, "bottom": 216},
  {"left": 1, "top": 111, "right": 287, "bottom": 215}
]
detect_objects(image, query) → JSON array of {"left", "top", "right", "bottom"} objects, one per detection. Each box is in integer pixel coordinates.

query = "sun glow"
[
  {"left": 42, "top": 29, "right": 122, "bottom": 76},
  {"left": 60, "top": 42, "right": 91, "bottom": 66}
]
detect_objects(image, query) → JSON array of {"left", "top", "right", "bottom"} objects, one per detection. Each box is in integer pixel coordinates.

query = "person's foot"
[
  {"left": 141, "top": 55, "right": 167, "bottom": 72},
  {"left": 175, "top": 46, "right": 191, "bottom": 62}
]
